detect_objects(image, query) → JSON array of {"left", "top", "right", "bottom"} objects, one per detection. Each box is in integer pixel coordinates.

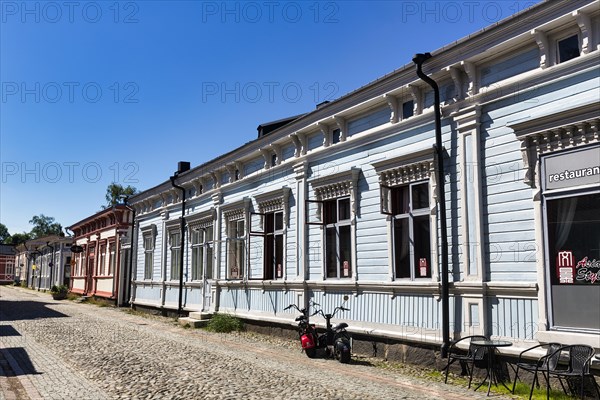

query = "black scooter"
[
  {"left": 311, "top": 301, "right": 352, "bottom": 363},
  {"left": 286, "top": 300, "right": 352, "bottom": 363}
]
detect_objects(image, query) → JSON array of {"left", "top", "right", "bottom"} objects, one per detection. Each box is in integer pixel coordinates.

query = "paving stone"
[{"left": 1, "top": 286, "right": 515, "bottom": 400}]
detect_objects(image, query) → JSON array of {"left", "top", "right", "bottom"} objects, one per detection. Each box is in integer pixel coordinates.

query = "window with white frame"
[
  {"left": 108, "top": 242, "right": 116, "bottom": 276},
  {"left": 250, "top": 210, "right": 285, "bottom": 279},
  {"left": 385, "top": 181, "right": 431, "bottom": 279},
  {"left": 169, "top": 230, "right": 182, "bottom": 281},
  {"left": 375, "top": 151, "right": 435, "bottom": 281},
  {"left": 191, "top": 224, "right": 214, "bottom": 281},
  {"left": 143, "top": 236, "right": 153, "bottom": 279},
  {"left": 324, "top": 197, "right": 352, "bottom": 278},
  {"left": 98, "top": 243, "right": 107, "bottom": 276},
  {"left": 141, "top": 225, "right": 156, "bottom": 280},
  {"left": 307, "top": 168, "right": 359, "bottom": 280},
  {"left": 249, "top": 188, "right": 290, "bottom": 280},
  {"left": 227, "top": 218, "right": 245, "bottom": 279}
]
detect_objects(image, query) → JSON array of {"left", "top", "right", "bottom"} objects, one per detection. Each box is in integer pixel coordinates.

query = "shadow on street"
[
  {"left": 0, "top": 300, "right": 69, "bottom": 322},
  {"left": 0, "top": 347, "right": 41, "bottom": 377}
]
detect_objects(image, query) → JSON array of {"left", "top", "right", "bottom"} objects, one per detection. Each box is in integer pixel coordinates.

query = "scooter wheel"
[
  {"left": 305, "top": 348, "right": 317, "bottom": 358},
  {"left": 338, "top": 350, "right": 351, "bottom": 364}
]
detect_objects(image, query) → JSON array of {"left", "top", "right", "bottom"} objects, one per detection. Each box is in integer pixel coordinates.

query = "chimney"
[{"left": 177, "top": 161, "right": 190, "bottom": 175}]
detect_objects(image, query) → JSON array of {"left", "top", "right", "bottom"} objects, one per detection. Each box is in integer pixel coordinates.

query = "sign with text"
[{"left": 543, "top": 145, "right": 600, "bottom": 191}]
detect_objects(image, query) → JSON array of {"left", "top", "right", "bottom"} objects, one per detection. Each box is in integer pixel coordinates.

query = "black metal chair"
[
  {"left": 545, "top": 344, "right": 600, "bottom": 400},
  {"left": 444, "top": 335, "right": 488, "bottom": 388},
  {"left": 511, "top": 342, "right": 562, "bottom": 400}
]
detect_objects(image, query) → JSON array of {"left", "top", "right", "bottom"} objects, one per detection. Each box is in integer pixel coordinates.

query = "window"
[
  {"left": 402, "top": 100, "right": 414, "bottom": 120},
  {"left": 332, "top": 128, "right": 342, "bottom": 144},
  {"left": 98, "top": 243, "right": 107, "bottom": 276},
  {"left": 307, "top": 169, "right": 359, "bottom": 280},
  {"left": 557, "top": 34, "right": 580, "bottom": 63},
  {"left": 169, "top": 231, "right": 181, "bottom": 281},
  {"left": 227, "top": 218, "right": 245, "bottom": 279},
  {"left": 324, "top": 197, "right": 352, "bottom": 278},
  {"left": 143, "top": 234, "right": 154, "bottom": 280},
  {"left": 108, "top": 242, "right": 116, "bottom": 276},
  {"left": 191, "top": 225, "right": 214, "bottom": 280},
  {"left": 250, "top": 210, "right": 284, "bottom": 279},
  {"left": 386, "top": 182, "right": 431, "bottom": 280}
]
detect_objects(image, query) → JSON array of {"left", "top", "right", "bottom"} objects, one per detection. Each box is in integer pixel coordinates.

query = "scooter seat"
[{"left": 333, "top": 322, "right": 348, "bottom": 331}]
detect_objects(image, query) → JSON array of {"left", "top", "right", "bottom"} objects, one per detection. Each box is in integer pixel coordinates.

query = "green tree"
[
  {"left": 6, "top": 232, "right": 31, "bottom": 245},
  {"left": 0, "top": 223, "right": 10, "bottom": 243},
  {"left": 28, "top": 214, "right": 64, "bottom": 239},
  {"left": 104, "top": 183, "right": 137, "bottom": 208}
]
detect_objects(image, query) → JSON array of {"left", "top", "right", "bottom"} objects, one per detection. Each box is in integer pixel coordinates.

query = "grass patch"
[{"left": 205, "top": 313, "right": 244, "bottom": 333}]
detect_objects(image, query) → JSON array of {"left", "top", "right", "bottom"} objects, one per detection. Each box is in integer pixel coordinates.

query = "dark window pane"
[
  {"left": 402, "top": 100, "right": 414, "bottom": 119},
  {"left": 547, "top": 193, "right": 600, "bottom": 286},
  {"left": 394, "top": 218, "right": 410, "bottom": 278},
  {"left": 275, "top": 234, "right": 283, "bottom": 278},
  {"left": 206, "top": 246, "right": 213, "bottom": 279},
  {"left": 275, "top": 212, "right": 284, "bottom": 231},
  {"left": 412, "top": 183, "right": 429, "bottom": 210},
  {"left": 558, "top": 35, "right": 580, "bottom": 63},
  {"left": 265, "top": 233, "right": 274, "bottom": 279},
  {"left": 413, "top": 215, "right": 431, "bottom": 278},
  {"left": 339, "top": 225, "right": 352, "bottom": 278},
  {"left": 391, "top": 186, "right": 409, "bottom": 215},
  {"left": 324, "top": 200, "right": 337, "bottom": 224},
  {"left": 326, "top": 227, "right": 337, "bottom": 278},
  {"left": 265, "top": 213, "right": 274, "bottom": 234},
  {"left": 332, "top": 128, "right": 341, "bottom": 144},
  {"left": 338, "top": 198, "right": 351, "bottom": 221}
]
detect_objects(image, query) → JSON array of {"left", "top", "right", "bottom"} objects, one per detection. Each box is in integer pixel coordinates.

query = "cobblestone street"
[{"left": 0, "top": 286, "right": 513, "bottom": 400}]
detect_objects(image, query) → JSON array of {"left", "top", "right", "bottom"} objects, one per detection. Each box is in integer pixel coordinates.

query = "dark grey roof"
[{"left": 0, "top": 244, "right": 16, "bottom": 255}]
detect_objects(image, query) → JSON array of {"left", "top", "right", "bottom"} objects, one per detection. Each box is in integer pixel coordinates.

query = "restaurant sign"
[
  {"left": 543, "top": 145, "right": 600, "bottom": 191},
  {"left": 556, "top": 250, "right": 600, "bottom": 285}
]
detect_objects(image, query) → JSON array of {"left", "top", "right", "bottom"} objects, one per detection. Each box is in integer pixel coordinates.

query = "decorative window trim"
[
  {"left": 510, "top": 102, "right": 599, "bottom": 188},
  {"left": 222, "top": 198, "right": 251, "bottom": 223},
  {"left": 255, "top": 187, "right": 291, "bottom": 225},
  {"left": 186, "top": 208, "right": 216, "bottom": 238},
  {"left": 373, "top": 149, "right": 439, "bottom": 283},
  {"left": 309, "top": 168, "right": 360, "bottom": 201}
]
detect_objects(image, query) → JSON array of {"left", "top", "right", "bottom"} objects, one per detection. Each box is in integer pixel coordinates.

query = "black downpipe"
[
  {"left": 170, "top": 175, "right": 186, "bottom": 316},
  {"left": 123, "top": 199, "right": 136, "bottom": 308},
  {"left": 48, "top": 242, "right": 55, "bottom": 289},
  {"left": 413, "top": 53, "right": 450, "bottom": 358}
]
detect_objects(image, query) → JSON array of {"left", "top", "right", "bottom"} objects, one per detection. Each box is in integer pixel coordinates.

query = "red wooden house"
[{"left": 68, "top": 205, "right": 133, "bottom": 305}]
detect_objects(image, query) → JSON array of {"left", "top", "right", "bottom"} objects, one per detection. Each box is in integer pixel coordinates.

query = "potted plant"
[{"left": 50, "top": 284, "right": 68, "bottom": 300}]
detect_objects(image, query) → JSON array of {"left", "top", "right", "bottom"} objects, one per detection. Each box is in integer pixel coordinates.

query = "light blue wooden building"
[{"left": 129, "top": 0, "right": 600, "bottom": 355}]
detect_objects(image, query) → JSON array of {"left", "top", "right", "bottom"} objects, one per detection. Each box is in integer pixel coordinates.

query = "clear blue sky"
[{"left": 1, "top": 0, "right": 540, "bottom": 235}]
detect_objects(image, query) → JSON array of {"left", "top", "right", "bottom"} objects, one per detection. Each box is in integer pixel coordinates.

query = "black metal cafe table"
[{"left": 470, "top": 339, "right": 513, "bottom": 396}]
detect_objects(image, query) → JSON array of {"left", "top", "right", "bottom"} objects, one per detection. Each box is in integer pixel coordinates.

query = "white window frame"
[
  {"left": 386, "top": 181, "right": 432, "bottom": 281},
  {"left": 191, "top": 223, "right": 214, "bottom": 281},
  {"left": 140, "top": 224, "right": 157, "bottom": 280},
  {"left": 168, "top": 230, "right": 182, "bottom": 281},
  {"left": 373, "top": 149, "right": 438, "bottom": 282},
  {"left": 223, "top": 198, "right": 251, "bottom": 280},
  {"left": 98, "top": 242, "right": 107, "bottom": 276},
  {"left": 307, "top": 168, "right": 360, "bottom": 281},
  {"left": 108, "top": 241, "right": 116, "bottom": 276}
]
